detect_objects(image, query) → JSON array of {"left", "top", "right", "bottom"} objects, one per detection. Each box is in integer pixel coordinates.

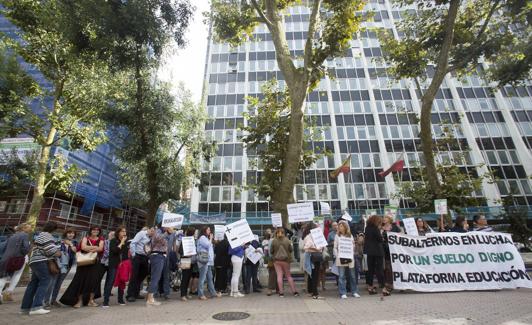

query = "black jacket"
[
  {"left": 214, "top": 239, "right": 231, "bottom": 267},
  {"left": 364, "top": 225, "right": 384, "bottom": 257},
  {"left": 108, "top": 238, "right": 129, "bottom": 269}
]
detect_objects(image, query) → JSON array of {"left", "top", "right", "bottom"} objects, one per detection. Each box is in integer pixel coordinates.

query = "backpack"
[{"left": 274, "top": 242, "right": 289, "bottom": 261}]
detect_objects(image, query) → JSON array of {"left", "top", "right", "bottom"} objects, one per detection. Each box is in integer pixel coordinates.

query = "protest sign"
[
  {"left": 434, "top": 199, "right": 448, "bottom": 215},
  {"left": 366, "top": 209, "right": 377, "bottom": 216},
  {"left": 287, "top": 202, "right": 315, "bottom": 223},
  {"left": 310, "top": 228, "right": 327, "bottom": 249},
  {"left": 214, "top": 225, "right": 226, "bottom": 241},
  {"left": 388, "top": 232, "right": 532, "bottom": 291},
  {"left": 271, "top": 213, "right": 283, "bottom": 228},
  {"left": 181, "top": 236, "right": 196, "bottom": 256},
  {"left": 341, "top": 212, "right": 352, "bottom": 222},
  {"left": 320, "top": 202, "right": 331, "bottom": 215},
  {"left": 225, "top": 219, "right": 254, "bottom": 249},
  {"left": 402, "top": 217, "right": 419, "bottom": 236},
  {"left": 245, "top": 246, "right": 262, "bottom": 264},
  {"left": 338, "top": 236, "right": 354, "bottom": 259},
  {"left": 384, "top": 205, "right": 398, "bottom": 221},
  {"left": 161, "top": 213, "right": 184, "bottom": 229}
]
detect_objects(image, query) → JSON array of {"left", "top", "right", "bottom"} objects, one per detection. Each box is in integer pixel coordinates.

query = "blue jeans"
[
  {"left": 51, "top": 272, "right": 68, "bottom": 303},
  {"left": 244, "top": 263, "right": 259, "bottom": 292},
  {"left": 338, "top": 266, "right": 357, "bottom": 296},
  {"left": 44, "top": 273, "right": 58, "bottom": 304},
  {"left": 157, "top": 257, "right": 170, "bottom": 297},
  {"left": 148, "top": 254, "right": 165, "bottom": 294},
  {"left": 21, "top": 261, "right": 52, "bottom": 311},
  {"left": 198, "top": 264, "right": 216, "bottom": 297},
  {"left": 103, "top": 267, "right": 118, "bottom": 305}
]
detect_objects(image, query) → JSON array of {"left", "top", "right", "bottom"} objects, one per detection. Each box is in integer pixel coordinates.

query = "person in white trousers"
[{"left": 228, "top": 245, "right": 245, "bottom": 297}]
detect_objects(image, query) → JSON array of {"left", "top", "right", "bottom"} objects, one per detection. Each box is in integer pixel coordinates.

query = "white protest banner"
[
  {"left": 287, "top": 202, "right": 314, "bottom": 223},
  {"left": 310, "top": 228, "right": 327, "bottom": 249},
  {"left": 225, "top": 219, "right": 254, "bottom": 249},
  {"left": 338, "top": 236, "right": 354, "bottom": 259},
  {"left": 341, "top": 212, "right": 352, "bottom": 222},
  {"left": 320, "top": 202, "right": 331, "bottom": 215},
  {"left": 402, "top": 217, "right": 419, "bottom": 236},
  {"left": 181, "top": 236, "right": 196, "bottom": 256},
  {"left": 388, "top": 232, "right": 532, "bottom": 292},
  {"left": 271, "top": 213, "right": 282, "bottom": 228},
  {"left": 214, "top": 225, "right": 226, "bottom": 241},
  {"left": 161, "top": 213, "right": 184, "bottom": 229},
  {"left": 245, "top": 246, "right": 262, "bottom": 264},
  {"left": 434, "top": 199, "right": 448, "bottom": 215}
]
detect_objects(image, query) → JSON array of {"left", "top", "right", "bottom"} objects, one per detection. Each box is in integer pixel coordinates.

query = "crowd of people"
[{"left": 0, "top": 212, "right": 495, "bottom": 316}]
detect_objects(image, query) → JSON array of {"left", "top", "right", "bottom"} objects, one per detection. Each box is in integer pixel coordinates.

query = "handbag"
[
  {"left": 5, "top": 256, "right": 25, "bottom": 273},
  {"left": 198, "top": 251, "right": 209, "bottom": 264},
  {"left": 340, "top": 257, "right": 353, "bottom": 265},
  {"left": 76, "top": 238, "right": 98, "bottom": 266},
  {"left": 180, "top": 257, "right": 192, "bottom": 270},
  {"left": 48, "top": 259, "right": 60, "bottom": 275},
  {"left": 310, "top": 252, "right": 324, "bottom": 264}
]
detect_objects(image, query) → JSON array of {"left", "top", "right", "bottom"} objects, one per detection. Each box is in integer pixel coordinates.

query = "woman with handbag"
[
  {"left": 179, "top": 227, "right": 196, "bottom": 301},
  {"left": 196, "top": 226, "right": 220, "bottom": 300},
  {"left": 48, "top": 229, "right": 77, "bottom": 307},
  {"left": 303, "top": 223, "right": 323, "bottom": 300},
  {"left": 60, "top": 226, "right": 104, "bottom": 308},
  {"left": 333, "top": 221, "right": 360, "bottom": 299},
  {"left": 364, "top": 215, "right": 385, "bottom": 295},
  {"left": 20, "top": 221, "right": 60, "bottom": 315},
  {"left": 0, "top": 223, "right": 31, "bottom": 303}
]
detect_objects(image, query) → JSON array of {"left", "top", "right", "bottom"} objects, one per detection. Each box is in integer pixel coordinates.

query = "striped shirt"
[{"left": 29, "top": 232, "right": 59, "bottom": 265}]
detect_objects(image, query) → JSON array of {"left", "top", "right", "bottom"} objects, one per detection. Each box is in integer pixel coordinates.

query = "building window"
[
  {"left": 7, "top": 199, "right": 25, "bottom": 214},
  {"left": 92, "top": 212, "right": 104, "bottom": 226},
  {"left": 59, "top": 203, "right": 78, "bottom": 220},
  {"left": 0, "top": 201, "right": 7, "bottom": 212}
]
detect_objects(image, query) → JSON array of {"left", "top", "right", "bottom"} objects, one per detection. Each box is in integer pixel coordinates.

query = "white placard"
[
  {"left": 341, "top": 212, "right": 352, "bottom": 222},
  {"left": 320, "top": 202, "right": 331, "bottom": 215},
  {"left": 434, "top": 199, "right": 448, "bottom": 215},
  {"left": 310, "top": 228, "right": 327, "bottom": 249},
  {"left": 388, "top": 232, "right": 532, "bottom": 291},
  {"left": 338, "top": 236, "right": 354, "bottom": 259},
  {"left": 402, "top": 217, "right": 419, "bottom": 236},
  {"left": 181, "top": 236, "right": 196, "bottom": 256},
  {"left": 225, "top": 219, "right": 254, "bottom": 249},
  {"left": 271, "top": 213, "right": 283, "bottom": 228},
  {"left": 287, "top": 202, "right": 314, "bottom": 223},
  {"left": 161, "top": 213, "right": 184, "bottom": 229},
  {"left": 245, "top": 246, "right": 262, "bottom": 264},
  {"left": 214, "top": 225, "right": 226, "bottom": 241}
]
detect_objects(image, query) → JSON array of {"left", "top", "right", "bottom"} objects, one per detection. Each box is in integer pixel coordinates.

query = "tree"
[
  {"left": 106, "top": 82, "right": 214, "bottom": 226},
  {"left": 0, "top": 0, "right": 124, "bottom": 228},
  {"left": 380, "top": 0, "right": 531, "bottom": 198},
  {"left": 210, "top": 0, "right": 365, "bottom": 226}
]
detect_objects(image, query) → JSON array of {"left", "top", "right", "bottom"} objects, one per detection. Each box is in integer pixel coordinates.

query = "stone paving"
[{"left": 1, "top": 281, "right": 531, "bottom": 325}]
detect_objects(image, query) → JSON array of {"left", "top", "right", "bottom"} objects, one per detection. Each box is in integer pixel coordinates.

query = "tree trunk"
[
  {"left": 418, "top": 0, "right": 460, "bottom": 199},
  {"left": 145, "top": 159, "right": 159, "bottom": 226},
  {"left": 26, "top": 80, "right": 64, "bottom": 229}
]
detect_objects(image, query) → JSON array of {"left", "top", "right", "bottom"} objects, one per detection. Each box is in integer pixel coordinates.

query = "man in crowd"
[
  {"left": 472, "top": 215, "right": 493, "bottom": 232},
  {"left": 126, "top": 227, "right": 154, "bottom": 302}
]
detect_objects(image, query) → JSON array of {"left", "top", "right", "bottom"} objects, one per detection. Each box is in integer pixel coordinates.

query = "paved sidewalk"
[{"left": 1, "top": 282, "right": 531, "bottom": 325}]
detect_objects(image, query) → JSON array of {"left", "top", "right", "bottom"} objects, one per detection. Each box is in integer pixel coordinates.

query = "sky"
[{"left": 158, "top": 0, "right": 211, "bottom": 103}]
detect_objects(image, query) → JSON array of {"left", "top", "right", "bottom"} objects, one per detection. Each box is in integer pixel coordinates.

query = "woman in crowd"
[
  {"left": 48, "top": 229, "right": 77, "bottom": 307},
  {"left": 228, "top": 243, "right": 245, "bottom": 297},
  {"left": 146, "top": 226, "right": 167, "bottom": 306},
  {"left": 303, "top": 223, "right": 323, "bottom": 300},
  {"left": 334, "top": 221, "right": 359, "bottom": 299},
  {"left": 179, "top": 227, "right": 197, "bottom": 301},
  {"left": 364, "top": 215, "right": 385, "bottom": 295},
  {"left": 214, "top": 236, "right": 230, "bottom": 294},
  {"left": 416, "top": 217, "right": 431, "bottom": 236},
  {"left": 381, "top": 216, "right": 396, "bottom": 296},
  {"left": 20, "top": 221, "right": 59, "bottom": 315},
  {"left": 196, "top": 226, "right": 220, "bottom": 300},
  {"left": 244, "top": 238, "right": 262, "bottom": 294},
  {"left": 60, "top": 226, "right": 104, "bottom": 308},
  {"left": 103, "top": 227, "right": 128, "bottom": 307},
  {"left": 271, "top": 228, "right": 298, "bottom": 298},
  {"left": 262, "top": 229, "right": 277, "bottom": 296},
  {"left": 97, "top": 231, "right": 115, "bottom": 300},
  {"left": 0, "top": 223, "right": 31, "bottom": 304}
]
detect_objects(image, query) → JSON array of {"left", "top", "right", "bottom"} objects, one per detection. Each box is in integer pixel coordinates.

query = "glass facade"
[{"left": 193, "top": 2, "right": 532, "bottom": 220}]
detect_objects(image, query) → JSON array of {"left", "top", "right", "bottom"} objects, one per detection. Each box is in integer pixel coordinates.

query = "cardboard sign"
[
  {"left": 341, "top": 212, "right": 352, "bottom": 222},
  {"left": 245, "top": 246, "right": 262, "bottom": 264},
  {"left": 181, "top": 236, "right": 196, "bottom": 256},
  {"left": 338, "top": 236, "right": 354, "bottom": 259},
  {"left": 225, "top": 219, "right": 254, "bottom": 249},
  {"left": 271, "top": 213, "right": 283, "bottom": 228},
  {"left": 161, "top": 213, "right": 184, "bottom": 229},
  {"left": 402, "top": 217, "right": 419, "bottom": 236},
  {"left": 320, "top": 202, "right": 331, "bottom": 215},
  {"left": 214, "top": 225, "right": 226, "bottom": 241},
  {"left": 366, "top": 209, "right": 377, "bottom": 216},
  {"left": 310, "top": 228, "right": 327, "bottom": 249},
  {"left": 287, "top": 202, "right": 314, "bottom": 223},
  {"left": 435, "top": 199, "right": 448, "bottom": 215}
]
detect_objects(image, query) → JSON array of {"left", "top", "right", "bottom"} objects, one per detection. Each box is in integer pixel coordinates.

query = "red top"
[{"left": 78, "top": 236, "right": 104, "bottom": 256}]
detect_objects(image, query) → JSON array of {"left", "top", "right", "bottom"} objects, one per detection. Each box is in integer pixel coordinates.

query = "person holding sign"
[
  {"left": 381, "top": 216, "right": 398, "bottom": 296},
  {"left": 214, "top": 236, "right": 231, "bottom": 294},
  {"left": 179, "top": 227, "right": 197, "bottom": 301},
  {"left": 271, "top": 228, "right": 298, "bottom": 297},
  {"left": 363, "top": 216, "right": 385, "bottom": 296},
  {"left": 244, "top": 239, "right": 263, "bottom": 294},
  {"left": 303, "top": 223, "right": 324, "bottom": 300},
  {"left": 196, "top": 227, "right": 220, "bottom": 300},
  {"left": 228, "top": 244, "right": 245, "bottom": 298},
  {"left": 333, "top": 221, "right": 359, "bottom": 299}
]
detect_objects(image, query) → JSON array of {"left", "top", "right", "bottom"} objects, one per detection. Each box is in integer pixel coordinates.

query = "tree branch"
[
  {"left": 304, "top": 0, "right": 322, "bottom": 73},
  {"left": 250, "top": 0, "right": 273, "bottom": 28}
]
